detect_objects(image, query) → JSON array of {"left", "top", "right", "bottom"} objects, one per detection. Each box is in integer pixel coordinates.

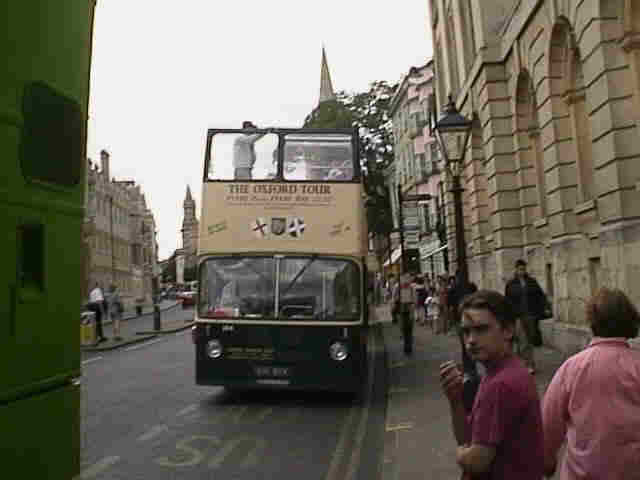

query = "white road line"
[
  {"left": 345, "top": 332, "right": 377, "bottom": 480},
  {"left": 389, "top": 387, "right": 409, "bottom": 394},
  {"left": 385, "top": 422, "right": 414, "bottom": 432},
  {"left": 82, "top": 356, "right": 103, "bottom": 366},
  {"left": 137, "top": 424, "right": 168, "bottom": 442},
  {"left": 176, "top": 404, "right": 199, "bottom": 417},
  {"left": 124, "top": 338, "right": 164, "bottom": 351},
  {"left": 325, "top": 331, "right": 377, "bottom": 480},
  {"left": 324, "top": 405, "right": 358, "bottom": 480},
  {"left": 80, "top": 456, "right": 120, "bottom": 479}
]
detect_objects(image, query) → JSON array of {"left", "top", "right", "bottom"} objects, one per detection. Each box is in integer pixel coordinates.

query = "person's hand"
[{"left": 439, "top": 360, "right": 464, "bottom": 405}]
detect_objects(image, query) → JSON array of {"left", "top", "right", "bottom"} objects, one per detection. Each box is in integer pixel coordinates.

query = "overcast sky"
[{"left": 86, "top": 0, "right": 433, "bottom": 260}]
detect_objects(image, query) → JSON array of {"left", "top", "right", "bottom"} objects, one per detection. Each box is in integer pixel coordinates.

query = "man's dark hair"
[
  {"left": 515, "top": 259, "right": 527, "bottom": 268},
  {"left": 242, "top": 120, "right": 256, "bottom": 128},
  {"left": 459, "top": 289, "right": 517, "bottom": 330},
  {"left": 587, "top": 287, "right": 640, "bottom": 338}
]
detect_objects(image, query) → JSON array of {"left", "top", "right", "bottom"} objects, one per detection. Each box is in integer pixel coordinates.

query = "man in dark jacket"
[{"left": 505, "top": 259, "right": 547, "bottom": 373}]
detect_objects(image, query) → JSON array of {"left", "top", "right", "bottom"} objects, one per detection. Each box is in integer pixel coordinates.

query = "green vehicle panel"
[{"left": 1, "top": 1, "right": 95, "bottom": 477}]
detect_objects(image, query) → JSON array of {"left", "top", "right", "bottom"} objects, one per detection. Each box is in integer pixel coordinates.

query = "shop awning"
[
  {"left": 420, "top": 244, "right": 447, "bottom": 259},
  {"left": 382, "top": 247, "right": 402, "bottom": 267}
]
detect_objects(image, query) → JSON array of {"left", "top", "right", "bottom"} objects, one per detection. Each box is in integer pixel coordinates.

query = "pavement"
[
  {"left": 374, "top": 302, "right": 567, "bottom": 480},
  {"left": 81, "top": 300, "right": 194, "bottom": 352}
]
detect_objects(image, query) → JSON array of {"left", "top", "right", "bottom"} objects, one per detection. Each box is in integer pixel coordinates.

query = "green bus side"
[{"left": 1, "top": 1, "right": 95, "bottom": 478}]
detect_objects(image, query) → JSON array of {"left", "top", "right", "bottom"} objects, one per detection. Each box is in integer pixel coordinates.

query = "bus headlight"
[
  {"left": 206, "top": 339, "right": 223, "bottom": 359},
  {"left": 329, "top": 342, "right": 349, "bottom": 361}
]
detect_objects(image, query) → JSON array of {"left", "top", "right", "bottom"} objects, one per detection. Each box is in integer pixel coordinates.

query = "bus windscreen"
[{"left": 199, "top": 256, "right": 361, "bottom": 321}]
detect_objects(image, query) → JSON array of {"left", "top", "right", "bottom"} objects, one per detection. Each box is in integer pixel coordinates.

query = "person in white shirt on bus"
[{"left": 233, "top": 121, "right": 267, "bottom": 179}]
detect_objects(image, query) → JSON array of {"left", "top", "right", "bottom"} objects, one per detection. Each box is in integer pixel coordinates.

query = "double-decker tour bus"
[
  {"left": 1, "top": 1, "right": 95, "bottom": 477},
  {"left": 192, "top": 127, "right": 369, "bottom": 393}
]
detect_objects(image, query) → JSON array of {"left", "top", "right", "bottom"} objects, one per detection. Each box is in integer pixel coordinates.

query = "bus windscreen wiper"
[{"left": 281, "top": 256, "right": 317, "bottom": 298}]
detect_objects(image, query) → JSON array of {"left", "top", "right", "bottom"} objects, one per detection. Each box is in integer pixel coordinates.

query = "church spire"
[
  {"left": 319, "top": 46, "right": 335, "bottom": 105},
  {"left": 185, "top": 185, "right": 193, "bottom": 202}
]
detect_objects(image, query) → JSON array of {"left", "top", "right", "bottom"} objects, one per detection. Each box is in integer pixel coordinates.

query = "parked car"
[{"left": 179, "top": 291, "right": 197, "bottom": 308}]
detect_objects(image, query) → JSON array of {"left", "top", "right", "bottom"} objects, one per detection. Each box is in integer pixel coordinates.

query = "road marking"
[
  {"left": 138, "top": 424, "right": 169, "bottom": 442},
  {"left": 125, "top": 338, "right": 164, "bottom": 351},
  {"left": 324, "top": 406, "right": 358, "bottom": 480},
  {"left": 385, "top": 422, "right": 414, "bottom": 432},
  {"left": 345, "top": 332, "right": 377, "bottom": 480},
  {"left": 176, "top": 404, "right": 199, "bottom": 417},
  {"left": 389, "top": 387, "right": 409, "bottom": 394},
  {"left": 82, "top": 356, "right": 103, "bottom": 366},
  {"left": 255, "top": 406, "right": 274, "bottom": 423},
  {"left": 325, "top": 331, "right": 377, "bottom": 480},
  {"left": 80, "top": 456, "right": 120, "bottom": 479},
  {"left": 208, "top": 435, "right": 267, "bottom": 469},
  {"left": 155, "top": 435, "right": 219, "bottom": 468}
]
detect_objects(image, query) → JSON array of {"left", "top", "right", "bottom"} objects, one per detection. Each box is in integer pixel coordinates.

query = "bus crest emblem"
[
  {"left": 271, "top": 217, "right": 286, "bottom": 236},
  {"left": 288, "top": 217, "right": 306, "bottom": 237},
  {"left": 252, "top": 218, "right": 268, "bottom": 237}
]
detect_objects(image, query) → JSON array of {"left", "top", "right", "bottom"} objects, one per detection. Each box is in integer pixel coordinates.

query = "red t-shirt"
[{"left": 466, "top": 355, "right": 544, "bottom": 480}]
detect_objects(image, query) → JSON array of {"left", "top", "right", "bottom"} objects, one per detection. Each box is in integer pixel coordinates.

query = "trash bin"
[{"left": 80, "top": 311, "right": 96, "bottom": 346}]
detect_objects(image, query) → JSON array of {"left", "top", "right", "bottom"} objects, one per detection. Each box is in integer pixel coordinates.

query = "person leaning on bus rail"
[
  {"left": 542, "top": 287, "right": 640, "bottom": 480},
  {"left": 233, "top": 121, "right": 267, "bottom": 180}
]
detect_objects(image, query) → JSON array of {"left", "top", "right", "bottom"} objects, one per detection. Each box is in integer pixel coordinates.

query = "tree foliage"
[{"left": 303, "top": 81, "right": 398, "bottom": 236}]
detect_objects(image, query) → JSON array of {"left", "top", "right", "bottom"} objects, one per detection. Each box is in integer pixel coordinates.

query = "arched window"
[
  {"left": 566, "top": 43, "right": 595, "bottom": 201},
  {"left": 446, "top": 10, "right": 460, "bottom": 95},
  {"left": 459, "top": 0, "right": 477, "bottom": 74},
  {"left": 549, "top": 19, "right": 596, "bottom": 204},
  {"left": 516, "top": 71, "right": 547, "bottom": 218}
]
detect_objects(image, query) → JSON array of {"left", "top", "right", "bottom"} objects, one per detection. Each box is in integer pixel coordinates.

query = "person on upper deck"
[{"left": 233, "top": 121, "right": 266, "bottom": 179}]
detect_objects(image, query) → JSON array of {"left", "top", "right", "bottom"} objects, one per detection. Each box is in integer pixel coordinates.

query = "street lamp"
[
  {"left": 433, "top": 95, "right": 478, "bottom": 411},
  {"left": 433, "top": 95, "right": 472, "bottom": 287}
]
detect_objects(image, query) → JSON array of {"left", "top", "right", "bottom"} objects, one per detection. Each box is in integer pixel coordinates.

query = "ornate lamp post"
[
  {"left": 433, "top": 95, "right": 478, "bottom": 411},
  {"left": 433, "top": 95, "right": 473, "bottom": 287}
]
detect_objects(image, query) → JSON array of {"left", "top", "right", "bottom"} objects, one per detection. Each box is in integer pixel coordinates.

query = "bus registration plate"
[{"left": 254, "top": 366, "right": 290, "bottom": 378}]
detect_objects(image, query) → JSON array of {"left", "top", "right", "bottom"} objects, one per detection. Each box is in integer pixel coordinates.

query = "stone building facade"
[
  {"left": 387, "top": 61, "right": 448, "bottom": 279},
  {"left": 83, "top": 150, "right": 159, "bottom": 309},
  {"left": 428, "top": 0, "right": 640, "bottom": 353}
]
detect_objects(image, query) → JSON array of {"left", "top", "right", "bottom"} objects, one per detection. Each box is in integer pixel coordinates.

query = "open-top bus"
[{"left": 192, "top": 127, "right": 369, "bottom": 393}]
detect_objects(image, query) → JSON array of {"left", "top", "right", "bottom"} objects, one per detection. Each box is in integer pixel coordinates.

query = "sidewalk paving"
[
  {"left": 82, "top": 301, "right": 193, "bottom": 352},
  {"left": 375, "top": 302, "right": 567, "bottom": 480}
]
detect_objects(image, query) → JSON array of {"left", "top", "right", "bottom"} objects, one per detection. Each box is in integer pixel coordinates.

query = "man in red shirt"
[{"left": 439, "top": 290, "right": 544, "bottom": 479}]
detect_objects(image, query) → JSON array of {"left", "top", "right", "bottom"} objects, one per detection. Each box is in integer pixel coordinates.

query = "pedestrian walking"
[
  {"left": 542, "top": 287, "right": 640, "bottom": 480},
  {"left": 398, "top": 272, "right": 416, "bottom": 355},
  {"left": 88, "top": 283, "right": 106, "bottom": 343},
  {"left": 505, "top": 259, "right": 548, "bottom": 374},
  {"left": 391, "top": 276, "right": 400, "bottom": 324},
  {"left": 436, "top": 275, "right": 449, "bottom": 333},
  {"left": 108, "top": 284, "right": 123, "bottom": 341},
  {"left": 413, "top": 276, "right": 427, "bottom": 326},
  {"left": 439, "top": 290, "right": 544, "bottom": 479},
  {"left": 425, "top": 285, "right": 440, "bottom": 332}
]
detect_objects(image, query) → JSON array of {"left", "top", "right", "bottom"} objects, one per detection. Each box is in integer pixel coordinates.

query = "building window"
[
  {"left": 446, "top": 10, "right": 460, "bottom": 95},
  {"left": 459, "top": 0, "right": 477, "bottom": 74},
  {"left": 422, "top": 204, "right": 431, "bottom": 231}
]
